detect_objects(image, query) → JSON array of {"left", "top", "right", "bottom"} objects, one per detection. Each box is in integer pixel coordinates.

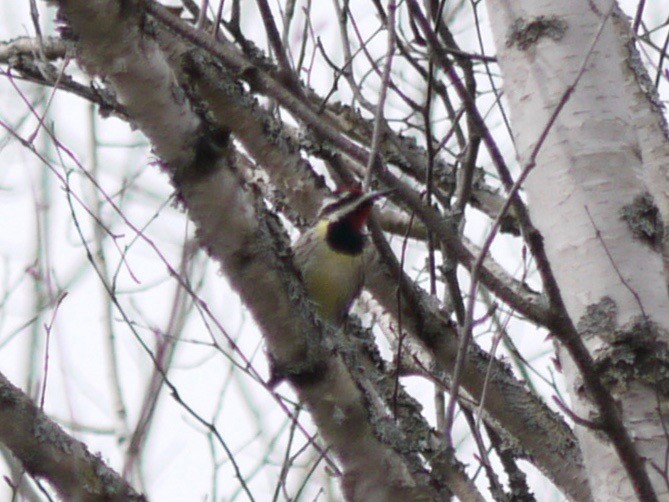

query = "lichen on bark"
[
  {"left": 577, "top": 297, "right": 669, "bottom": 395},
  {"left": 506, "top": 16, "right": 568, "bottom": 51},
  {"left": 620, "top": 192, "right": 664, "bottom": 250}
]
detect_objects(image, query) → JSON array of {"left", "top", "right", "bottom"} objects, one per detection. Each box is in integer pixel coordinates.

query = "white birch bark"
[{"left": 485, "top": 0, "right": 669, "bottom": 499}]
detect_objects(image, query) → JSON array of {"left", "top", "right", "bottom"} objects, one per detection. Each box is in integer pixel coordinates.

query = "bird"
[{"left": 293, "top": 186, "right": 391, "bottom": 326}]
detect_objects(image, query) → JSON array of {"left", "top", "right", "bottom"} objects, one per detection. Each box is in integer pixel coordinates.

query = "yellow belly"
[{"left": 297, "top": 221, "right": 365, "bottom": 325}]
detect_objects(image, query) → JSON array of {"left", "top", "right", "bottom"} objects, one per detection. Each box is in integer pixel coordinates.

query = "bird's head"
[{"left": 318, "top": 186, "right": 391, "bottom": 255}]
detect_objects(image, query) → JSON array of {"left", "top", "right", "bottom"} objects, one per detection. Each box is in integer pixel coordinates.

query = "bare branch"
[{"left": 0, "top": 370, "right": 144, "bottom": 501}]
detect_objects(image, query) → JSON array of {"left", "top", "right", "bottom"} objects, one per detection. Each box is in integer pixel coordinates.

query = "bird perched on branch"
[{"left": 294, "top": 186, "right": 391, "bottom": 326}]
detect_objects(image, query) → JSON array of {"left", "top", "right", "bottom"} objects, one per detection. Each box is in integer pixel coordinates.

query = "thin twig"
[
  {"left": 552, "top": 396, "right": 602, "bottom": 430},
  {"left": 632, "top": 0, "right": 646, "bottom": 34},
  {"left": 256, "top": 0, "right": 294, "bottom": 78},
  {"left": 196, "top": 0, "right": 209, "bottom": 29},
  {"left": 363, "top": 0, "right": 396, "bottom": 190},
  {"left": 39, "top": 293, "right": 67, "bottom": 411},
  {"left": 584, "top": 206, "right": 647, "bottom": 318}
]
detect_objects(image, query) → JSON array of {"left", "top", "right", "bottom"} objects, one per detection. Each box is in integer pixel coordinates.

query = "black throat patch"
[{"left": 326, "top": 219, "right": 366, "bottom": 255}]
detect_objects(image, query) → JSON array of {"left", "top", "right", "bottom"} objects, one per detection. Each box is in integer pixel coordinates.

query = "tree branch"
[{"left": 0, "top": 370, "right": 144, "bottom": 501}]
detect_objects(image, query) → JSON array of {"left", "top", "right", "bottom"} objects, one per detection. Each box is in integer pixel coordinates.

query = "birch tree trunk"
[{"left": 486, "top": 0, "right": 669, "bottom": 499}]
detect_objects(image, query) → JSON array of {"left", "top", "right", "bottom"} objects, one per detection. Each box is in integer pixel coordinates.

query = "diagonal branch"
[
  {"left": 143, "top": 14, "right": 590, "bottom": 499},
  {"left": 46, "top": 0, "right": 441, "bottom": 499},
  {"left": 0, "top": 370, "right": 144, "bottom": 501}
]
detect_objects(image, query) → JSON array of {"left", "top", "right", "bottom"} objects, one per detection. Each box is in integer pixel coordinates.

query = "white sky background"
[{"left": 0, "top": 1, "right": 666, "bottom": 501}]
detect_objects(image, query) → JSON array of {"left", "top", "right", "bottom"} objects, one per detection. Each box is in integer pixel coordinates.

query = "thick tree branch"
[
  {"left": 140, "top": 12, "right": 590, "bottom": 499},
  {"left": 0, "top": 371, "right": 144, "bottom": 501},
  {"left": 47, "top": 0, "right": 441, "bottom": 499}
]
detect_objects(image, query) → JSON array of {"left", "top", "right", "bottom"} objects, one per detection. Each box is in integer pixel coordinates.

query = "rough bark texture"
[
  {"left": 149, "top": 8, "right": 591, "bottom": 499},
  {"left": 0, "top": 372, "right": 144, "bottom": 501},
  {"left": 486, "top": 0, "right": 669, "bottom": 499},
  {"left": 49, "top": 0, "right": 442, "bottom": 499}
]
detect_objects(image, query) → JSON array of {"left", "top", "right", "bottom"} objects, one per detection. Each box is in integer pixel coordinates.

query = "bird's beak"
[{"left": 361, "top": 188, "right": 394, "bottom": 204}]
